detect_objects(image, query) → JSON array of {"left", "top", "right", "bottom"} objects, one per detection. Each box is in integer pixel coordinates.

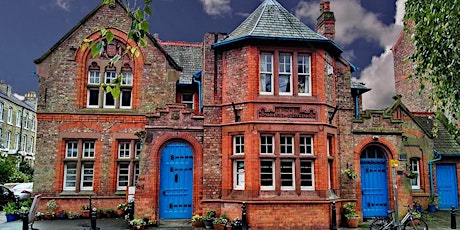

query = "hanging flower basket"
[
  {"left": 404, "top": 171, "right": 418, "bottom": 179},
  {"left": 343, "top": 168, "right": 358, "bottom": 180}
]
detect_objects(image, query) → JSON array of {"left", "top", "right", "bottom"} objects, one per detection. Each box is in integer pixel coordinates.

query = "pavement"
[{"left": 0, "top": 210, "right": 457, "bottom": 229}]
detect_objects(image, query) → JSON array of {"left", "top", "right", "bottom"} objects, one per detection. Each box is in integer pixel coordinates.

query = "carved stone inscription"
[{"left": 258, "top": 106, "right": 317, "bottom": 119}]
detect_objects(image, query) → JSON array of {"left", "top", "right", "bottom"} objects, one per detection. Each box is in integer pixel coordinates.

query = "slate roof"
[
  {"left": 414, "top": 116, "right": 460, "bottom": 154},
  {"left": 0, "top": 92, "right": 36, "bottom": 112},
  {"left": 351, "top": 81, "right": 371, "bottom": 95},
  {"left": 160, "top": 42, "right": 202, "bottom": 79},
  {"left": 213, "top": 0, "right": 342, "bottom": 54}
]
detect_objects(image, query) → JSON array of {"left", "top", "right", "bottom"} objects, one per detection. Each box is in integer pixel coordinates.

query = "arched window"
[{"left": 85, "top": 38, "right": 133, "bottom": 109}]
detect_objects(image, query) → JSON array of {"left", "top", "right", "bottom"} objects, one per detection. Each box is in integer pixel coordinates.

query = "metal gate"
[
  {"left": 436, "top": 164, "right": 459, "bottom": 209},
  {"left": 159, "top": 142, "right": 193, "bottom": 219},
  {"left": 360, "top": 147, "right": 389, "bottom": 218}
]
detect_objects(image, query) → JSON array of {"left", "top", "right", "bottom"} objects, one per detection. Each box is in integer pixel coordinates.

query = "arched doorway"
[
  {"left": 360, "top": 146, "right": 389, "bottom": 218},
  {"left": 159, "top": 142, "right": 194, "bottom": 219}
]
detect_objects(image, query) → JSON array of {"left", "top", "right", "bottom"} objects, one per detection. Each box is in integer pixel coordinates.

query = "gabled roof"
[
  {"left": 34, "top": 0, "right": 181, "bottom": 71},
  {"left": 213, "top": 0, "right": 342, "bottom": 55}
]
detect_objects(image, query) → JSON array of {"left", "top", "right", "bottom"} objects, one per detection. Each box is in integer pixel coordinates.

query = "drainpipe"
[
  {"left": 193, "top": 71, "right": 202, "bottom": 113},
  {"left": 354, "top": 91, "right": 359, "bottom": 118},
  {"left": 428, "top": 150, "right": 442, "bottom": 197}
]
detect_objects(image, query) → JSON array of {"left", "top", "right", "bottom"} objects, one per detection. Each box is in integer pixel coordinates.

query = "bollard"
[
  {"left": 330, "top": 201, "right": 337, "bottom": 230},
  {"left": 451, "top": 206, "right": 457, "bottom": 229},
  {"left": 90, "top": 208, "right": 97, "bottom": 230},
  {"left": 242, "top": 202, "right": 248, "bottom": 230},
  {"left": 127, "top": 201, "right": 134, "bottom": 221},
  {"left": 22, "top": 210, "right": 29, "bottom": 230}
]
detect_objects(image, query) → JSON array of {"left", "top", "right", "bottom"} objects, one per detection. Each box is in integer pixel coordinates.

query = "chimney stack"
[{"left": 316, "top": 1, "right": 335, "bottom": 40}]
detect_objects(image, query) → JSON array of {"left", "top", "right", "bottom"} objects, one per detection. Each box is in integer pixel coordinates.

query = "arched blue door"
[
  {"left": 159, "top": 142, "right": 193, "bottom": 219},
  {"left": 360, "top": 146, "right": 389, "bottom": 218},
  {"left": 436, "top": 164, "right": 459, "bottom": 209}
]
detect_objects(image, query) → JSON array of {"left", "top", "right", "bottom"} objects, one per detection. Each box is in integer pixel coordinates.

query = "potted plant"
[
  {"left": 129, "top": 218, "right": 146, "bottom": 230},
  {"left": 343, "top": 202, "right": 360, "bottom": 228},
  {"left": 404, "top": 171, "right": 418, "bottom": 179},
  {"left": 45, "top": 199, "right": 58, "bottom": 219},
  {"left": 343, "top": 168, "right": 358, "bottom": 180},
  {"left": 427, "top": 195, "right": 438, "bottom": 212},
  {"left": 230, "top": 218, "right": 243, "bottom": 230},
  {"left": 191, "top": 214, "right": 204, "bottom": 227},
  {"left": 105, "top": 208, "right": 114, "bottom": 218},
  {"left": 203, "top": 209, "right": 217, "bottom": 229},
  {"left": 3, "top": 201, "right": 19, "bottom": 222},
  {"left": 116, "top": 203, "right": 128, "bottom": 217},
  {"left": 81, "top": 204, "right": 91, "bottom": 218},
  {"left": 67, "top": 211, "right": 80, "bottom": 219},
  {"left": 213, "top": 213, "right": 229, "bottom": 230}
]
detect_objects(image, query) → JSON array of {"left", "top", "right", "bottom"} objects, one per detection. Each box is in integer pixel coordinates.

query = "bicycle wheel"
[
  {"left": 370, "top": 217, "right": 391, "bottom": 230},
  {"left": 403, "top": 218, "right": 428, "bottom": 230}
]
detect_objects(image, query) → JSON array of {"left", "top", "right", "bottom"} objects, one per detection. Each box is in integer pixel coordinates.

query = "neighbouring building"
[
  {"left": 0, "top": 81, "right": 37, "bottom": 165},
  {"left": 32, "top": 0, "right": 460, "bottom": 229}
]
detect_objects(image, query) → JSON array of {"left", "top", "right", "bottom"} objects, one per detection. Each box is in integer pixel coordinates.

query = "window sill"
[{"left": 59, "top": 191, "right": 95, "bottom": 196}]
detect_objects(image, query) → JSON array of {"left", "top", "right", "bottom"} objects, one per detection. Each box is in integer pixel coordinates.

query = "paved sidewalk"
[{"left": 1, "top": 210, "right": 457, "bottom": 229}]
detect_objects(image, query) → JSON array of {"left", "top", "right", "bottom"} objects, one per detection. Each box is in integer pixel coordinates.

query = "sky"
[{"left": 0, "top": 0, "right": 405, "bottom": 109}]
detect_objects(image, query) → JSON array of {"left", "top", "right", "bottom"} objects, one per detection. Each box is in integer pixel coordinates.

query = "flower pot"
[
  {"left": 428, "top": 204, "right": 436, "bottom": 212},
  {"left": 346, "top": 217, "right": 359, "bottom": 228},
  {"left": 81, "top": 210, "right": 90, "bottom": 218},
  {"left": 5, "top": 214, "right": 17, "bottom": 222},
  {"left": 214, "top": 224, "right": 225, "bottom": 230},
  {"left": 131, "top": 225, "right": 145, "bottom": 230},
  {"left": 192, "top": 221, "right": 204, "bottom": 227},
  {"left": 116, "top": 209, "right": 125, "bottom": 217},
  {"left": 203, "top": 220, "right": 214, "bottom": 229}
]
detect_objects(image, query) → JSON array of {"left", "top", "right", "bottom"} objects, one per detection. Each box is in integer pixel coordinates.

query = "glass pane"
[
  {"left": 88, "top": 89, "right": 99, "bottom": 106},
  {"left": 121, "top": 90, "right": 132, "bottom": 107}
]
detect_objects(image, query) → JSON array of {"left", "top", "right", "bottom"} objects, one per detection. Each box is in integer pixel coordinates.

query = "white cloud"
[
  {"left": 295, "top": 0, "right": 405, "bottom": 109},
  {"left": 199, "top": 0, "right": 232, "bottom": 16},
  {"left": 55, "top": 0, "right": 72, "bottom": 11}
]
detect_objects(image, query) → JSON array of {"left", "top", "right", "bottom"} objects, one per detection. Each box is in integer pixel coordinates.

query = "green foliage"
[
  {"left": 405, "top": 0, "right": 460, "bottom": 136},
  {"left": 0, "top": 156, "right": 30, "bottom": 184},
  {"left": 342, "top": 202, "right": 360, "bottom": 219},
  {"left": 80, "top": 0, "right": 152, "bottom": 100},
  {"left": 3, "top": 202, "right": 18, "bottom": 215}
]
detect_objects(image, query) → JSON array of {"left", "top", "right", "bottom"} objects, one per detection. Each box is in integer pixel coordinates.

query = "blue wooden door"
[
  {"left": 360, "top": 147, "right": 389, "bottom": 218},
  {"left": 159, "top": 142, "right": 194, "bottom": 219},
  {"left": 436, "top": 164, "right": 459, "bottom": 209}
]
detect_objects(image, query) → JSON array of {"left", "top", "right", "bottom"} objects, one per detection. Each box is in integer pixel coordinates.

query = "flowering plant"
[
  {"left": 117, "top": 203, "right": 128, "bottom": 211},
  {"left": 129, "top": 218, "right": 146, "bottom": 229},
  {"left": 403, "top": 171, "right": 418, "bottom": 179},
  {"left": 343, "top": 168, "right": 358, "bottom": 180},
  {"left": 191, "top": 214, "right": 203, "bottom": 222}
]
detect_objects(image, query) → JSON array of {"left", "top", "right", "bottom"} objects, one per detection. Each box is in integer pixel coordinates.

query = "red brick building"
[{"left": 32, "top": 0, "right": 459, "bottom": 228}]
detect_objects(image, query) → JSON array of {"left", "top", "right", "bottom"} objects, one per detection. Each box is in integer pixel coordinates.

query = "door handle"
[{"left": 175, "top": 174, "right": 178, "bottom": 183}]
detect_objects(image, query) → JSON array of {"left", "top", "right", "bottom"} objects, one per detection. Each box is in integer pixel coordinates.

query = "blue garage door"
[
  {"left": 436, "top": 164, "right": 459, "bottom": 209},
  {"left": 360, "top": 146, "right": 389, "bottom": 218},
  {"left": 159, "top": 142, "right": 194, "bottom": 219}
]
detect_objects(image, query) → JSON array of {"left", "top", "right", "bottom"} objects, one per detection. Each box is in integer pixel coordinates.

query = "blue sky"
[{"left": 0, "top": 0, "right": 405, "bottom": 109}]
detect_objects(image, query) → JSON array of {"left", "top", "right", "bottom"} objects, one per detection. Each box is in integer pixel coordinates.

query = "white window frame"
[
  {"left": 22, "top": 134, "right": 27, "bottom": 152},
  {"left": 29, "top": 137, "right": 34, "bottom": 153},
  {"left": 121, "top": 71, "right": 133, "bottom": 86},
  {"left": 298, "top": 54, "right": 312, "bottom": 96},
  {"left": 260, "top": 159, "right": 275, "bottom": 190},
  {"left": 300, "top": 135, "right": 314, "bottom": 155},
  {"left": 87, "top": 88, "right": 100, "bottom": 108},
  {"left": 181, "top": 93, "right": 194, "bottom": 109},
  {"left": 7, "top": 107, "right": 12, "bottom": 124},
  {"left": 6, "top": 131, "right": 11, "bottom": 149},
  {"left": 105, "top": 71, "right": 117, "bottom": 84},
  {"left": 24, "top": 112, "right": 29, "bottom": 130},
  {"left": 117, "top": 162, "right": 130, "bottom": 191},
  {"left": 133, "top": 162, "right": 140, "bottom": 185},
  {"left": 83, "top": 141, "right": 95, "bottom": 158},
  {"left": 0, "top": 102, "right": 4, "bottom": 122},
  {"left": 80, "top": 162, "right": 94, "bottom": 190},
  {"left": 120, "top": 89, "right": 132, "bottom": 109},
  {"left": 66, "top": 141, "right": 78, "bottom": 158},
  {"left": 103, "top": 91, "right": 116, "bottom": 108},
  {"left": 63, "top": 162, "right": 77, "bottom": 190},
  {"left": 14, "top": 134, "right": 20, "bottom": 150},
  {"left": 300, "top": 160, "right": 315, "bottom": 190},
  {"left": 88, "top": 70, "right": 101, "bottom": 85},
  {"left": 233, "top": 160, "right": 245, "bottom": 190},
  {"left": 16, "top": 110, "right": 21, "bottom": 127},
  {"left": 260, "top": 52, "right": 274, "bottom": 95},
  {"left": 118, "top": 142, "right": 131, "bottom": 158},
  {"left": 260, "top": 135, "right": 274, "bottom": 155},
  {"left": 410, "top": 158, "right": 420, "bottom": 189},
  {"left": 280, "top": 159, "right": 295, "bottom": 190},
  {"left": 135, "top": 141, "right": 142, "bottom": 158},
  {"left": 278, "top": 53, "right": 292, "bottom": 95},
  {"left": 233, "top": 135, "right": 244, "bottom": 155},
  {"left": 280, "top": 135, "right": 294, "bottom": 155}
]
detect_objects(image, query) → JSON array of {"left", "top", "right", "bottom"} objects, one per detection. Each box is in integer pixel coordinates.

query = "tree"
[
  {"left": 81, "top": 0, "right": 152, "bottom": 99},
  {"left": 0, "top": 156, "right": 29, "bottom": 184},
  {"left": 405, "top": 0, "right": 460, "bottom": 135}
]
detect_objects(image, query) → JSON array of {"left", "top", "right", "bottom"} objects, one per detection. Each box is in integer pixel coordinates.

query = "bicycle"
[{"left": 369, "top": 205, "right": 428, "bottom": 230}]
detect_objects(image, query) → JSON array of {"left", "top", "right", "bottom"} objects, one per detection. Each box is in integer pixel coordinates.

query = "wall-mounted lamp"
[{"left": 372, "top": 135, "right": 379, "bottom": 140}]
